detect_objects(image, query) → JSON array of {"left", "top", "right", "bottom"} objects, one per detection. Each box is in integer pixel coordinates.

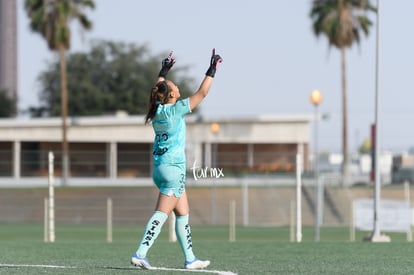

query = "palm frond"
[
  {"left": 310, "top": 0, "right": 376, "bottom": 49},
  {"left": 25, "top": 0, "right": 95, "bottom": 51}
]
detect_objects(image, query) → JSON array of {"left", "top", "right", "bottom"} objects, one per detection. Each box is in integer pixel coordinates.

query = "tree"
[
  {"left": 25, "top": 0, "right": 95, "bottom": 184},
  {"left": 310, "top": 0, "right": 376, "bottom": 183},
  {"left": 29, "top": 40, "right": 195, "bottom": 117},
  {"left": 0, "top": 89, "right": 16, "bottom": 117}
]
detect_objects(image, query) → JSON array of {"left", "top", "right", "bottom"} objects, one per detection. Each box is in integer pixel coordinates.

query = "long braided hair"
[{"left": 145, "top": 81, "right": 171, "bottom": 124}]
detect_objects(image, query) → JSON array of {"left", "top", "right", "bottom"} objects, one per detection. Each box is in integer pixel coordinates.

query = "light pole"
[
  {"left": 367, "top": 0, "right": 390, "bottom": 242},
  {"left": 310, "top": 89, "right": 323, "bottom": 241},
  {"left": 210, "top": 122, "right": 220, "bottom": 225}
]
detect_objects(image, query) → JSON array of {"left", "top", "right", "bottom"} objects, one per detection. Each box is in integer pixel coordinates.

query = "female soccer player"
[{"left": 131, "top": 49, "right": 223, "bottom": 270}]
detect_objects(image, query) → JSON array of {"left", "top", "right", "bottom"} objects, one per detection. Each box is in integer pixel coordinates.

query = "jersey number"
[{"left": 153, "top": 133, "right": 168, "bottom": 156}]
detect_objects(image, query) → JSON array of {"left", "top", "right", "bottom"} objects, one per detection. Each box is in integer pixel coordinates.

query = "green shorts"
[{"left": 152, "top": 163, "right": 186, "bottom": 198}]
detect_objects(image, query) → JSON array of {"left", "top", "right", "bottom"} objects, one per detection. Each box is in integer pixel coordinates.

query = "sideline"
[
  {"left": 156, "top": 266, "right": 237, "bottom": 274},
  {"left": 0, "top": 263, "right": 76, "bottom": 269},
  {"left": 0, "top": 263, "right": 237, "bottom": 275}
]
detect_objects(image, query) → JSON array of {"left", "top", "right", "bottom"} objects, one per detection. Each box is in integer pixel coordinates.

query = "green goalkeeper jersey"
[{"left": 151, "top": 98, "right": 191, "bottom": 166}]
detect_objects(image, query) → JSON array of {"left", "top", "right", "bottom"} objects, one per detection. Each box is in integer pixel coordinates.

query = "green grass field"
[{"left": 1, "top": 223, "right": 413, "bottom": 274}]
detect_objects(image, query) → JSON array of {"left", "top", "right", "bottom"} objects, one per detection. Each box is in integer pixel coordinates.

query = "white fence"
[{"left": 352, "top": 198, "right": 412, "bottom": 241}]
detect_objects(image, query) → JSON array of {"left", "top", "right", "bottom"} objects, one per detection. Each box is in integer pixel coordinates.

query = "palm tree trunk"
[
  {"left": 59, "top": 45, "right": 69, "bottom": 185},
  {"left": 341, "top": 47, "right": 349, "bottom": 185}
]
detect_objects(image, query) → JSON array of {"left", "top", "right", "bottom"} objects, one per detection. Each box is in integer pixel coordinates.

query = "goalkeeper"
[{"left": 131, "top": 49, "right": 223, "bottom": 270}]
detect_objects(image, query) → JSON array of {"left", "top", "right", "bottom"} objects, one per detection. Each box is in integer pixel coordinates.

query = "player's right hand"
[{"left": 206, "top": 48, "right": 223, "bottom": 78}]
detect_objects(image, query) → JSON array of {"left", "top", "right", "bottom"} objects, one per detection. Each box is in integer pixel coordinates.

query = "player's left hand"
[{"left": 158, "top": 51, "right": 176, "bottom": 78}]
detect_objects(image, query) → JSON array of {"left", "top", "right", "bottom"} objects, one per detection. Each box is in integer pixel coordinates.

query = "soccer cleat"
[
  {"left": 131, "top": 253, "right": 152, "bottom": 270},
  {"left": 185, "top": 258, "right": 210, "bottom": 269}
]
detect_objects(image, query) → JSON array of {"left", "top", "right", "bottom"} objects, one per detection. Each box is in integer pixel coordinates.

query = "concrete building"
[
  {"left": 0, "top": 0, "right": 18, "bottom": 105},
  {"left": 0, "top": 114, "right": 311, "bottom": 186}
]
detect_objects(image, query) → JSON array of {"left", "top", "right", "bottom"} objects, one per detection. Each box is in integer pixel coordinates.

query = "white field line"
[
  {"left": 0, "top": 263, "right": 76, "bottom": 269},
  {"left": 155, "top": 266, "right": 237, "bottom": 275},
  {"left": 0, "top": 263, "right": 238, "bottom": 275}
]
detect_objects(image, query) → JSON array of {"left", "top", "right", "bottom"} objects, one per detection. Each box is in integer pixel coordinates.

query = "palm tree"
[
  {"left": 310, "top": 0, "right": 376, "bottom": 184},
  {"left": 25, "top": 0, "right": 95, "bottom": 184}
]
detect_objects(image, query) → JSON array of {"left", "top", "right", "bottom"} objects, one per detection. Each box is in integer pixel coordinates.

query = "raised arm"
[
  {"left": 157, "top": 51, "right": 175, "bottom": 83},
  {"left": 189, "top": 49, "right": 223, "bottom": 111}
]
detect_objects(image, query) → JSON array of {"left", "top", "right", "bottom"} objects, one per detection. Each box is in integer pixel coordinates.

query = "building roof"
[{"left": 0, "top": 114, "right": 312, "bottom": 144}]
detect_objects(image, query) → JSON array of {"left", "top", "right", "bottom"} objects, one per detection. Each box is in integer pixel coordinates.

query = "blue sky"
[{"left": 17, "top": 0, "right": 414, "bottom": 153}]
